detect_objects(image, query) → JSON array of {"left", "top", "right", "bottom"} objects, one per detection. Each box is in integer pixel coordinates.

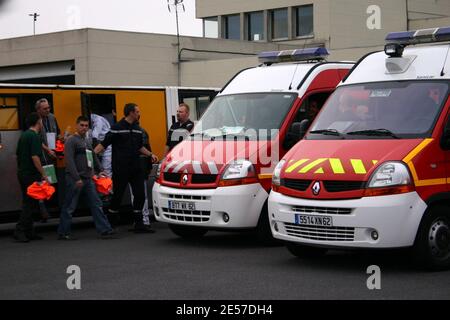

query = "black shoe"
[
  {"left": 100, "top": 230, "right": 118, "bottom": 239},
  {"left": 131, "top": 224, "right": 155, "bottom": 234},
  {"left": 28, "top": 234, "right": 43, "bottom": 241},
  {"left": 58, "top": 234, "right": 77, "bottom": 241},
  {"left": 14, "top": 233, "right": 30, "bottom": 243}
]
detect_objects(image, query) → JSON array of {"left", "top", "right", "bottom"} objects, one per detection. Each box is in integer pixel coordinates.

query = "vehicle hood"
[
  {"left": 163, "top": 140, "right": 271, "bottom": 174},
  {"left": 281, "top": 139, "right": 423, "bottom": 181}
]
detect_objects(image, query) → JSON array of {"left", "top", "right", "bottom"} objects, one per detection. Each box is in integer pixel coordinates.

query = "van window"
[
  {"left": 308, "top": 81, "right": 449, "bottom": 139},
  {"left": 191, "top": 93, "right": 297, "bottom": 140}
]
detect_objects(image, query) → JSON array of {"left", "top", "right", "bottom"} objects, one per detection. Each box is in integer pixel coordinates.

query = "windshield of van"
[
  {"left": 191, "top": 93, "right": 297, "bottom": 140},
  {"left": 308, "top": 81, "right": 449, "bottom": 140}
]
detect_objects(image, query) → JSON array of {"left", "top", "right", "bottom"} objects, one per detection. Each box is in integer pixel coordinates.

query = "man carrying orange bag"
[
  {"left": 57, "top": 116, "right": 115, "bottom": 240},
  {"left": 14, "top": 113, "right": 48, "bottom": 242}
]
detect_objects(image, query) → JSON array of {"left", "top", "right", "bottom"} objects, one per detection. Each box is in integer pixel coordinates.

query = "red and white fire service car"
[
  {"left": 269, "top": 27, "right": 450, "bottom": 269},
  {"left": 153, "top": 48, "right": 353, "bottom": 240}
]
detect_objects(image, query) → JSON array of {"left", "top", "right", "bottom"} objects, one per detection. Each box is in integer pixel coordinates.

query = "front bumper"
[
  {"left": 152, "top": 182, "right": 268, "bottom": 228},
  {"left": 268, "top": 191, "right": 427, "bottom": 249}
]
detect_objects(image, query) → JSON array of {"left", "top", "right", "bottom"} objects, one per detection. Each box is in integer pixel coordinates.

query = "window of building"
[
  {"left": 0, "top": 96, "right": 19, "bottom": 130},
  {"left": 224, "top": 14, "right": 240, "bottom": 40},
  {"left": 204, "top": 17, "right": 218, "bottom": 38},
  {"left": 247, "top": 11, "right": 264, "bottom": 41},
  {"left": 271, "top": 8, "right": 288, "bottom": 40},
  {"left": 296, "top": 5, "right": 314, "bottom": 37}
]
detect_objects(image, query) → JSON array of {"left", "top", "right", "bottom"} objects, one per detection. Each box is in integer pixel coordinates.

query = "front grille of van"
[
  {"left": 284, "top": 223, "right": 355, "bottom": 241},
  {"left": 281, "top": 179, "right": 312, "bottom": 191},
  {"left": 323, "top": 181, "right": 365, "bottom": 192}
]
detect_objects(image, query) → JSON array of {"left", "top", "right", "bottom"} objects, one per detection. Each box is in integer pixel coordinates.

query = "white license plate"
[
  {"left": 168, "top": 200, "right": 196, "bottom": 211},
  {"left": 295, "top": 214, "right": 333, "bottom": 227}
]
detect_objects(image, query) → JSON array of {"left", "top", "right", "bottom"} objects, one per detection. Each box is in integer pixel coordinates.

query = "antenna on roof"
[
  {"left": 28, "top": 12, "right": 40, "bottom": 36},
  {"left": 167, "top": 0, "right": 185, "bottom": 86}
]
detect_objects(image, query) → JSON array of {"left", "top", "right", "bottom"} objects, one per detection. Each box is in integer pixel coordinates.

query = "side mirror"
[
  {"left": 283, "top": 120, "right": 310, "bottom": 150},
  {"left": 298, "top": 119, "right": 311, "bottom": 138},
  {"left": 441, "top": 116, "right": 450, "bottom": 150}
]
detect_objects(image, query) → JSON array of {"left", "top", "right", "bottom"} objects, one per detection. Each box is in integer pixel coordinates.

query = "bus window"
[{"left": 0, "top": 96, "right": 19, "bottom": 130}]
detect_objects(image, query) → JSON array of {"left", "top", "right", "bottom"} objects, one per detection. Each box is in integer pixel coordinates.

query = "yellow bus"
[{"left": 0, "top": 84, "right": 218, "bottom": 218}]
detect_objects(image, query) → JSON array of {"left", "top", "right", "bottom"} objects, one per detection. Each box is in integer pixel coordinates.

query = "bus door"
[{"left": 80, "top": 92, "right": 116, "bottom": 127}]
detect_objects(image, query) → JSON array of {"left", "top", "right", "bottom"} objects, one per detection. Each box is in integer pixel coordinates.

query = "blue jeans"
[{"left": 58, "top": 177, "right": 112, "bottom": 235}]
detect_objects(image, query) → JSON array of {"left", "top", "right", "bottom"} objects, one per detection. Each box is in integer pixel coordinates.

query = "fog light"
[
  {"left": 223, "top": 213, "right": 230, "bottom": 223},
  {"left": 371, "top": 230, "right": 379, "bottom": 240},
  {"left": 273, "top": 222, "right": 279, "bottom": 232}
]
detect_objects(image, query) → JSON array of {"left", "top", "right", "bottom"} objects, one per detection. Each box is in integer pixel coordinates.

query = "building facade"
[{"left": 0, "top": 0, "right": 449, "bottom": 88}]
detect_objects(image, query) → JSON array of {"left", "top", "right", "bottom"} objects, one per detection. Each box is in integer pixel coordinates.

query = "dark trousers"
[
  {"left": 58, "top": 176, "right": 112, "bottom": 235},
  {"left": 110, "top": 168, "right": 145, "bottom": 225},
  {"left": 15, "top": 174, "right": 41, "bottom": 238}
]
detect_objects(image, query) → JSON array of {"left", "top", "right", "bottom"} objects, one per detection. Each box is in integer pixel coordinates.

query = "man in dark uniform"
[
  {"left": 163, "top": 103, "right": 194, "bottom": 157},
  {"left": 94, "top": 103, "right": 155, "bottom": 233}
]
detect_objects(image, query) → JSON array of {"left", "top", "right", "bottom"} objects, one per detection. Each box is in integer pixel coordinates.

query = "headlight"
[
  {"left": 156, "top": 162, "right": 162, "bottom": 181},
  {"left": 272, "top": 160, "right": 286, "bottom": 187},
  {"left": 221, "top": 159, "right": 256, "bottom": 180},
  {"left": 156, "top": 163, "right": 162, "bottom": 175},
  {"left": 368, "top": 162, "right": 411, "bottom": 188}
]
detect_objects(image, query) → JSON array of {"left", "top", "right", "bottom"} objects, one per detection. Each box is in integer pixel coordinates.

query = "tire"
[
  {"left": 256, "top": 202, "right": 278, "bottom": 245},
  {"left": 168, "top": 224, "right": 208, "bottom": 239},
  {"left": 286, "top": 243, "right": 328, "bottom": 258},
  {"left": 413, "top": 205, "right": 450, "bottom": 271}
]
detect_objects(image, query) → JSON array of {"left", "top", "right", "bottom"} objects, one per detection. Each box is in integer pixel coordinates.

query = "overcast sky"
[{"left": 0, "top": 0, "right": 203, "bottom": 40}]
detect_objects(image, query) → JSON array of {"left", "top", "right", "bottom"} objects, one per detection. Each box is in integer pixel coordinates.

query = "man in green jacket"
[{"left": 14, "top": 112, "right": 48, "bottom": 242}]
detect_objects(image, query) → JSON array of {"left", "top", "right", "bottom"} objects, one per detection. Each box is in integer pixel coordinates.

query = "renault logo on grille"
[
  {"left": 312, "top": 181, "right": 321, "bottom": 195},
  {"left": 181, "top": 174, "right": 188, "bottom": 185}
]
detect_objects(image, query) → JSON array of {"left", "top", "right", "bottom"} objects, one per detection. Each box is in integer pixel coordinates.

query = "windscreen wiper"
[
  {"left": 189, "top": 132, "right": 212, "bottom": 139},
  {"left": 216, "top": 132, "right": 250, "bottom": 141},
  {"left": 309, "top": 129, "right": 344, "bottom": 137},
  {"left": 346, "top": 129, "right": 400, "bottom": 139}
]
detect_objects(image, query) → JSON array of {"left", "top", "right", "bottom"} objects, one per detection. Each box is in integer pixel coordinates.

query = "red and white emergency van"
[
  {"left": 269, "top": 27, "right": 450, "bottom": 269},
  {"left": 152, "top": 48, "right": 353, "bottom": 240}
]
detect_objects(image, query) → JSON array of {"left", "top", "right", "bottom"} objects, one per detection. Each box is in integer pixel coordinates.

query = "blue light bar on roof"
[
  {"left": 385, "top": 31, "right": 415, "bottom": 43},
  {"left": 436, "top": 27, "right": 450, "bottom": 41},
  {"left": 385, "top": 26, "right": 450, "bottom": 45},
  {"left": 258, "top": 47, "right": 329, "bottom": 64}
]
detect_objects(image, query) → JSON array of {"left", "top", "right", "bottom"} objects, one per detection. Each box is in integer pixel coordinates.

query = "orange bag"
[
  {"left": 92, "top": 175, "right": 113, "bottom": 195},
  {"left": 55, "top": 140, "right": 64, "bottom": 153},
  {"left": 26, "top": 181, "right": 56, "bottom": 200}
]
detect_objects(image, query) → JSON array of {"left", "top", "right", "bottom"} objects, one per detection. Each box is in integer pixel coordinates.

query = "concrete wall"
[
  {"left": 0, "top": 29, "right": 89, "bottom": 83},
  {"left": 328, "top": 0, "right": 407, "bottom": 50},
  {"left": 85, "top": 29, "right": 300, "bottom": 86},
  {"left": 408, "top": 0, "right": 450, "bottom": 20},
  {"left": 0, "top": 28, "right": 302, "bottom": 86},
  {"left": 181, "top": 56, "right": 258, "bottom": 88},
  {"left": 410, "top": 17, "right": 450, "bottom": 29}
]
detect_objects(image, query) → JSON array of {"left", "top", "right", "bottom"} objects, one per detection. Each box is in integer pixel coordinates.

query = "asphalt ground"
[{"left": 0, "top": 218, "right": 449, "bottom": 300}]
